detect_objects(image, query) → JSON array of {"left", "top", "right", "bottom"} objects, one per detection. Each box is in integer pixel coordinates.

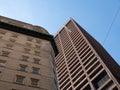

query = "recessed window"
[
  {"left": 26, "top": 42, "right": 32, "bottom": 47},
  {"left": 35, "top": 45, "right": 41, "bottom": 49},
  {"left": 31, "top": 78, "right": 39, "bottom": 86},
  {"left": 21, "top": 56, "right": 29, "bottom": 62},
  {"left": 12, "top": 34, "right": 18, "bottom": 38},
  {"left": 0, "top": 36, "right": 2, "bottom": 39},
  {"left": 19, "top": 65, "right": 27, "bottom": 72},
  {"left": 27, "top": 37, "right": 33, "bottom": 41},
  {"left": 36, "top": 39, "right": 41, "bottom": 43},
  {"left": 1, "top": 51, "right": 10, "bottom": 57},
  {"left": 16, "top": 75, "right": 25, "bottom": 84},
  {"left": 0, "top": 60, "right": 6, "bottom": 67},
  {"left": 32, "top": 67, "right": 40, "bottom": 74},
  {"left": 33, "top": 58, "right": 40, "bottom": 64},
  {"left": 34, "top": 51, "right": 40, "bottom": 56},
  {"left": 9, "top": 38, "right": 16, "bottom": 42},
  {"left": 0, "top": 31, "right": 6, "bottom": 35},
  {"left": 5, "top": 44, "right": 13, "bottom": 49},
  {"left": 24, "top": 48, "right": 30, "bottom": 53},
  {"left": 92, "top": 71, "right": 110, "bottom": 89},
  {"left": 12, "top": 89, "right": 18, "bottom": 90}
]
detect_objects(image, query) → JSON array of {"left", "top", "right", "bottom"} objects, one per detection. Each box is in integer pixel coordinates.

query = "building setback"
[
  {"left": 55, "top": 18, "right": 120, "bottom": 90},
  {"left": 0, "top": 16, "right": 58, "bottom": 90}
]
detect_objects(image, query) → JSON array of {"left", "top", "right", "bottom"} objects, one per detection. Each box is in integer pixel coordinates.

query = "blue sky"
[{"left": 0, "top": 0, "right": 120, "bottom": 65}]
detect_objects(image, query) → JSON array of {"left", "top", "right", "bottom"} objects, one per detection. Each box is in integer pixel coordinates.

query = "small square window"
[
  {"left": 34, "top": 51, "right": 40, "bottom": 56},
  {"left": 9, "top": 38, "right": 16, "bottom": 42},
  {"left": 36, "top": 40, "right": 41, "bottom": 43},
  {"left": 0, "top": 31, "right": 6, "bottom": 34},
  {"left": 27, "top": 37, "right": 33, "bottom": 41},
  {"left": 21, "top": 56, "right": 29, "bottom": 61},
  {"left": 12, "top": 34, "right": 18, "bottom": 38},
  {"left": 0, "top": 36, "right": 2, "bottom": 39},
  {"left": 26, "top": 42, "right": 32, "bottom": 47},
  {"left": 33, "top": 58, "right": 40, "bottom": 64},
  {"left": 0, "top": 60, "right": 6, "bottom": 67},
  {"left": 5, "top": 44, "right": 13, "bottom": 49},
  {"left": 24, "top": 48, "right": 30, "bottom": 53},
  {"left": 1, "top": 51, "right": 10, "bottom": 57},
  {"left": 16, "top": 75, "right": 25, "bottom": 84},
  {"left": 12, "top": 89, "right": 18, "bottom": 90},
  {"left": 35, "top": 45, "right": 41, "bottom": 49},
  {"left": 32, "top": 67, "right": 40, "bottom": 74},
  {"left": 19, "top": 65, "right": 27, "bottom": 72},
  {"left": 31, "top": 78, "right": 39, "bottom": 86}
]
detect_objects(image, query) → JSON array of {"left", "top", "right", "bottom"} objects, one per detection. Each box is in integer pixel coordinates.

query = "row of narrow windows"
[
  {"left": 0, "top": 30, "right": 42, "bottom": 44},
  {"left": 0, "top": 60, "right": 40, "bottom": 74},
  {"left": 0, "top": 51, "right": 40, "bottom": 64},
  {"left": 0, "top": 72, "right": 40, "bottom": 88}
]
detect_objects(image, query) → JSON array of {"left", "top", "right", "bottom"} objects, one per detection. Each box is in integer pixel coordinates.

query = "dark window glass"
[
  {"left": 32, "top": 67, "right": 39, "bottom": 74},
  {"left": 16, "top": 75, "right": 25, "bottom": 84},
  {"left": 93, "top": 71, "right": 110, "bottom": 89},
  {"left": 31, "top": 78, "right": 39, "bottom": 86},
  {"left": 1, "top": 51, "right": 10, "bottom": 57},
  {"left": 33, "top": 58, "right": 40, "bottom": 64},
  {"left": 0, "top": 60, "right": 6, "bottom": 67},
  {"left": 19, "top": 65, "right": 27, "bottom": 71},
  {"left": 21, "top": 56, "right": 29, "bottom": 61}
]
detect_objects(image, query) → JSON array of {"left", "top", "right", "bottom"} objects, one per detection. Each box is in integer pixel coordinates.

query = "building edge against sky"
[
  {"left": 54, "top": 18, "right": 120, "bottom": 90},
  {"left": 0, "top": 16, "right": 59, "bottom": 90},
  {"left": 0, "top": 15, "right": 120, "bottom": 90}
]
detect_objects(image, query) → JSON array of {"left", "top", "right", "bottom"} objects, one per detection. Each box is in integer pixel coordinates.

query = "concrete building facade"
[
  {"left": 0, "top": 16, "right": 58, "bottom": 90},
  {"left": 55, "top": 18, "right": 120, "bottom": 90}
]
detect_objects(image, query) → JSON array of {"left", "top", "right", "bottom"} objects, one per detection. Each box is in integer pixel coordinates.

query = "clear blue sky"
[{"left": 0, "top": 0, "right": 120, "bottom": 65}]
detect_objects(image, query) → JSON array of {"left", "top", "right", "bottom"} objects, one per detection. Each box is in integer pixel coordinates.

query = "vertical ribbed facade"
[{"left": 55, "top": 18, "right": 120, "bottom": 90}]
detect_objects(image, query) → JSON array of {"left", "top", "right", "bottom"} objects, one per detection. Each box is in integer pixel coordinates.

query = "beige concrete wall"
[{"left": 0, "top": 27, "right": 58, "bottom": 90}]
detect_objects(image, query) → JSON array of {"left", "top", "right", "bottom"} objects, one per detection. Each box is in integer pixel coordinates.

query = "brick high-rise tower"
[
  {"left": 55, "top": 18, "right": 120, "bottom": 90},
  {"left": 0, "top": 16, "right": 58, "bottom": 90}
]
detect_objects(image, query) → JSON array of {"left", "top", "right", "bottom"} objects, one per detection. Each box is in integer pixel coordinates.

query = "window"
[
  {"left": 1, "top": 51, "right": 10, "bottom": 57},
  {"left": 0, "top": 36, "right": 2, "bottom": 39},
  {"left": 9, "top": 38, "right": 16, "bottom": 42},
  {"left": 16, "top": 75, "right": 25, "bottom": 84},
  {"left": 24, "top": 48, "right": 30, "bottom": 53},
  {"left": 31, "top": 78, "right": 39, "bottom": 86},
  {"left": 5, "top": 44, "right": 13, "bottom": 49},
  {"left": 12, "top": 89, "right": 18, "bottom": 90},
  {"left": 36, "top": 39, "right": 41, "bottom": 43},
  {"left": 12, "top": 34, "right": 18, "bottom": 38},
  {"left": 35, "top": 45, "right": 41, "bottom": 49},
  {"left": 34, "top": 51, "right": 40, "bottom": 56},
  {"left": 0, "top": 60, "right": 6, "bottom": 67},
  {"left": 33, "top": 58, "right": 40, "bottom": 64},
  {"left": 32, "top": 67, "right": 40, "bottom": 74},
  {"left": 93, "top": 71, "right": 110, "bottom": 89},
  {"left": 19, "top": 65, "right": 27, "bottom": 72},
  {"left": 83, "top": 85, "right": 91, "bottom": 90},
  {"left": 26, "top": 42, "right": 32, "bottom": 47},
  {"left": 21, "top": 56, "right": 29, "bottom": 61},
  {"left": 27, "top": 37, "right": 33, "bottom": 41},
  {"left": 0, "top": 31, "right": 6, "bottom": 34}
]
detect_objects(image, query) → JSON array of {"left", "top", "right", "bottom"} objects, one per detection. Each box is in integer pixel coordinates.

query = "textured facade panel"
[
  {"left": 0, "top": 16, "right": 58, "bottom": 90},
  {"left": 55, "top": 18, "right": 120, "bottom": 90}
]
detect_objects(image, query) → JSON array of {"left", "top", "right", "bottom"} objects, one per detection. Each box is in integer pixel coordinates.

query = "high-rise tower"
[
  {"left": 55, "top": 18, "right": 120, "bottom": 90},
  {"left": 0, "top": 16, "right": 58, "bottom": 90}
]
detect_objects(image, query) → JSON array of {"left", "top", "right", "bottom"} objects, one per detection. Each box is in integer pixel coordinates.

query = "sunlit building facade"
[
  {"left": 0, "top": 16, "right": 58, "bottom": 90},
  {"left": 55, "top": 18, "right": 120, "bottom": 90}
]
